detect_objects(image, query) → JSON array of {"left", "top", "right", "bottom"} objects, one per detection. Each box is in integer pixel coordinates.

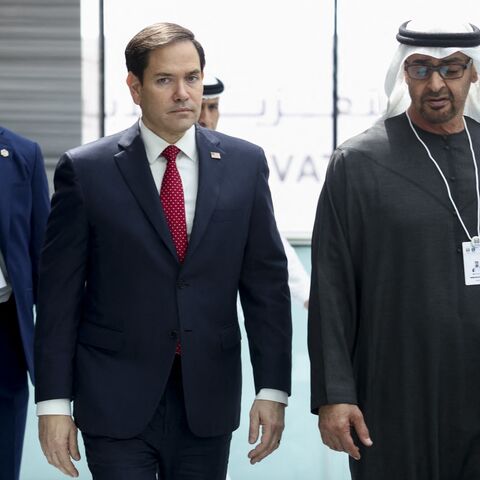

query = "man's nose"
[
  {"left": 174, "top": 81, "right": 189, "bottom": 101},
  {"left": 428, "top": 70, "right": 447, "bottom": 91}
]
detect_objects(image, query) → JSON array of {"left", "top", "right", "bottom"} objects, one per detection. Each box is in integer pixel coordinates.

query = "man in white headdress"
[
  {"left": 308, "top": 18, "right": 480, "bottom": 480},
  {"left": 199, "top": 76, "right": 223, "bottom": 131}
]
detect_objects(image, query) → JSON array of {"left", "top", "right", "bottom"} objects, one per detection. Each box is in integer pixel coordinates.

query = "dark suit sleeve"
[
  {"left": 29, "top": 142, "right": 50, "bottom": 302},
  {"left": 308, "top": 150, "right": 358, "bottom": 413},
  {"left": 34, "top": 153, "right": 89, "bottom": 402},
  {"left": 238, "top": 152, "right": 292, "bottom": 396}
]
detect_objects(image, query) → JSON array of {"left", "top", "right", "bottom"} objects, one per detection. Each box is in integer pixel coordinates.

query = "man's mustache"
[{"left": 421, "top": 89, "right": 453, "bottom": 102}]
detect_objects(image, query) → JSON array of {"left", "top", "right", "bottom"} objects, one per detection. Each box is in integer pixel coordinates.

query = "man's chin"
[
  {"left": 420, "top": 106, "right": 456, "bottom": 125},
  {"left": 171, "top": 118, "right": 196, "bottom": 133}
]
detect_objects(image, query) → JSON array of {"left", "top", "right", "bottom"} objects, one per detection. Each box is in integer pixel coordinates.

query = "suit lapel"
[
  {"left": 186, "top": 127, "right": 225, "bottom": 260},
  {"left": 0, "top": 129, "right": 14, "bottom": 254},
  {"left": 114, "top": 124, "right": 178, "bottom": 261}
]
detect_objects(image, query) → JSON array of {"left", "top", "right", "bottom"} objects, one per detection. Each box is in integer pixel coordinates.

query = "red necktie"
[
  {"left": 160, "top": 145, "right": 188, "bottom": 263},
  {"left": 160, "top": 145, "right": 186, "bottom": 356}
]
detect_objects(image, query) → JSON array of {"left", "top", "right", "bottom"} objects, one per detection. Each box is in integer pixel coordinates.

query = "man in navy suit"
[
  {"left": 35, "top": 22, "right": 292, "bottom": 480},
  {"left": 0, "top": 126, "right": 49, "bottom": 480}
]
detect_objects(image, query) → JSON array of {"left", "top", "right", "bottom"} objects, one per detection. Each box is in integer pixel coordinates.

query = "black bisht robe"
[{"left": 308, "top": 113, "right": 480, "bottom": 480}]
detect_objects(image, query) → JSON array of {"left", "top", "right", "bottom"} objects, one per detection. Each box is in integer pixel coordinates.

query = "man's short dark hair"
[{"left": 125, "top": 22, "right": 206, "bottom": 82}]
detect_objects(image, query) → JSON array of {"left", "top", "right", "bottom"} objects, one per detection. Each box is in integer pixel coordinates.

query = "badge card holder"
[
  {"left": 407, "top": 112, "right": 480, "bottom": 287},
  {"left": 463, "top": 237, "right": 480, "bottom": 285}
]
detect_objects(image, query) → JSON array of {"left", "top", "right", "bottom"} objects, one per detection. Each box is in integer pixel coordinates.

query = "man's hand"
[
  {"left": 247, "top": 399, "right": 285, "bottom": 464},
  {"left": 318, "top": 403, "right": 373, "bottom": 460},
  {"left": 39, "top": 415, "right": 81, "bottom": 477}
]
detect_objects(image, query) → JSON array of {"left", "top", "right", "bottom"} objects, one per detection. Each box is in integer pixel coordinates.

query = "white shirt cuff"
[
  {"left": 36, "top": 399, "right": 71, "bottom": 416},
  {"left": 255, "top": 388, "right": 288, "bottom": 406},
  {"left": 36, "top": 391, "right": 289, "bottom": 414}
]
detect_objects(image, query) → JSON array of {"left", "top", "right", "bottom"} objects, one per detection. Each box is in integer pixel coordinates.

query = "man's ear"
[
  {"left": 471, "top": 64, "right": 478, "bottom": 84},
  {"left": 126, "top": 72, "right": 142, "bottom": 105}
]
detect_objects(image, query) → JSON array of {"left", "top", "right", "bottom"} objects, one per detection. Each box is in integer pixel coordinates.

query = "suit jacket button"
[{"left": 170, "top": 330, "right": 178, "bottom": 339}]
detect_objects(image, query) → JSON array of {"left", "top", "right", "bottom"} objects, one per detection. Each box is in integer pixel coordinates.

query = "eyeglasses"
[{"left": 404, "top": 59, "right": 473, "bottom": 80}]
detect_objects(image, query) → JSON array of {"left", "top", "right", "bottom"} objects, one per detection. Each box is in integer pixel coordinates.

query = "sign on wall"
[{"left": 97, "top": 0, "right": 480, "bottom": 241}]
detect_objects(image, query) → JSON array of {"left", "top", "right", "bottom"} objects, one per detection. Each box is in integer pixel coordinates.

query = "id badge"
[{"left": 462, "top": 241, "right": 480, "bottom": 285}]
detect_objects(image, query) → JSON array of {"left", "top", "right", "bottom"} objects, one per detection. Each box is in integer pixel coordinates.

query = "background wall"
[{"left": 98, "top": 0, "right": 480, "bottom": 242}]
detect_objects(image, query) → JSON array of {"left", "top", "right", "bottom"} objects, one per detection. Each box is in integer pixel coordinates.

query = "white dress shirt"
[
  {"left": 140, "top": 120, "right": 198, "bottom": 236},
  {"left": 280, "top": 235, "right": 310, "bottom": 307},
  {"left": 0, "top": 249, "right": 12, "bottom": 303},
  {"left": 37, "top": 120, "right": 287, "bottom": 416}
]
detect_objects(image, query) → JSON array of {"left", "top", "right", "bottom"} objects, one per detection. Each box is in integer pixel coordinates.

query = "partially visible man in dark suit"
[
  {"left": 0, "top": 126, "right": 50, "bottom": 480},
  {"left": 34, "top": 22, "right": 292, "bottom": 480}
]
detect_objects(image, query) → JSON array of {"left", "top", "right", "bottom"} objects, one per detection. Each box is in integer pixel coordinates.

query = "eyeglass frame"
[{"left": 404, "top": 58, "right": 473, "bottom": 81}]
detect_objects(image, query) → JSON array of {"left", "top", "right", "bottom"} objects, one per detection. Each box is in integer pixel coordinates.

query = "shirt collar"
[{"left": 139, "top": 119, "right": 197, "bottom": 165}]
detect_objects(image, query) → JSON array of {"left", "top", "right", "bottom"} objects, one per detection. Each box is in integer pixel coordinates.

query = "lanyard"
[{"left": 406, "top": 111, "right": 480, "bottom": 247}]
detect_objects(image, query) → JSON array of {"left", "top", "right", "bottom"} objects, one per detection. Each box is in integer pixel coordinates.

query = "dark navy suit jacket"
[
  {"left": 35, "top": 124, "right": 292, "bottom": 438},
  {"left": 0, "top": 125, "right": 50, "bottom": 380}
]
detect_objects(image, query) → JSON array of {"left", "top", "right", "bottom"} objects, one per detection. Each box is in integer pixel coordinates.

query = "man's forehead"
[
  {"left": 146, "top": 41, "right": 202, "bottom": 70},
  {"left": 406, "top": 51, "right": 469, "bottom": 63}
]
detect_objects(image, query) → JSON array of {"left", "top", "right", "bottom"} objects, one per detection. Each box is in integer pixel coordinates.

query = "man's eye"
[
  {"left": 187, "top": 75, "right": 200, "bottom": 83},
  {"left": 156, "top": 78, "right": 170, "bottom": 85},
  {"left": 445, "top": 66, "right": 462, "bottom": 75},
  {"left": 414, "top": 66, "right": 429, "bottom": 76}
]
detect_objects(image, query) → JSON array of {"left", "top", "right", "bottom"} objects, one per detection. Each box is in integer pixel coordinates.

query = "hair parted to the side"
[{"left": 125, "top": 22, "right": 206, "bottom": 82}]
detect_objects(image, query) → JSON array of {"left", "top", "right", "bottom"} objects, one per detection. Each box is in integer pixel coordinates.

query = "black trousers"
[
  {"left": 0, "top": 296, "right": 29, "bottom": 480},
  {"left": 83, "top": 357, "right": 231, "bottom": 480}
]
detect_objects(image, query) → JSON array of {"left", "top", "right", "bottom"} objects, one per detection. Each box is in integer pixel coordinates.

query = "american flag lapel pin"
[
  {"left": 0, "top": 149, "right": 9, "bottom": 158},
  {"left": 210, "top": 151, "right": 221, "bottom": 159}
]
